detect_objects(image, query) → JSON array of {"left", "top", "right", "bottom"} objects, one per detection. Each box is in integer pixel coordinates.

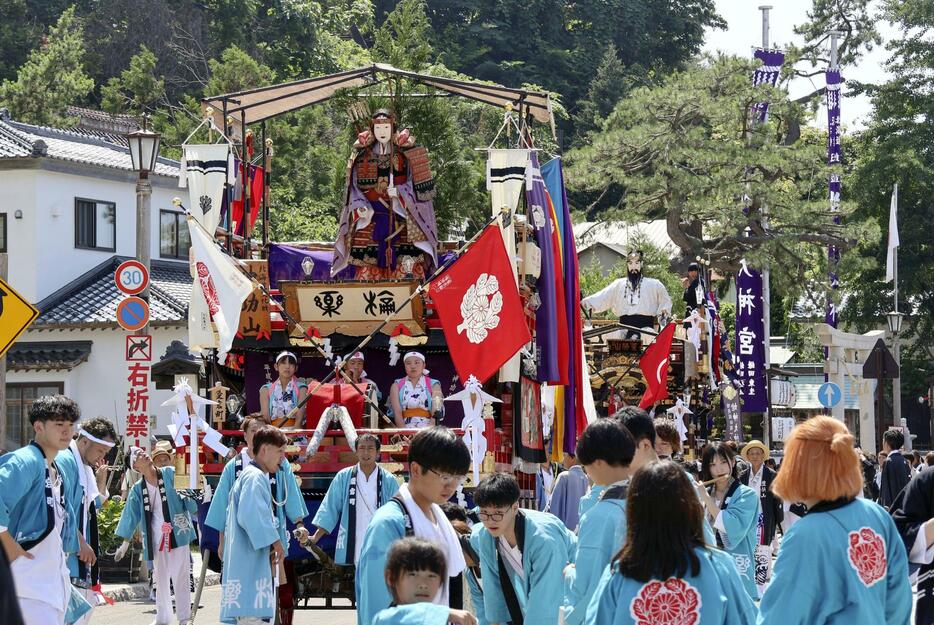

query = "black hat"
[{"left": 688, "top": 262, "right": 701, "bottom": 272}]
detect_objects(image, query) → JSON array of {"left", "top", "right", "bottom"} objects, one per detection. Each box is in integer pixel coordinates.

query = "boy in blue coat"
[
  {"left": 372, "top": 537, "right": 478, "bottom": 625},
  {"left": 0, "top": 394, "right": 91, "bottom": 625},
  {"left": 474, "top": 472, "right": 576, "bottom": 625},
  {"left": 59, "top": 416, "right": 118, "bottom": 625},
  {"left": 220, "top": 425, "right": 292, "bottom": 625},
  {"left": 205, "top": 416, "right": 309, "bottom": 559},
  {"left": 562, "top": 418, "right": 635, "bottom": 625},
  {"left": 356, "top": 427, "right": 471, "bottom": 625},
  {"left": 115, "top": 448, "right": 198, "bottom": 624},
  {"left": 311, "top": 433, "right": 399, "bottom": 564}
]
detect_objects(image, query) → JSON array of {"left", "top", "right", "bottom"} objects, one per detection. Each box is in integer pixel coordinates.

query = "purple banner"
[
  {"left": 526, "top": 152, "right": 561, "bottom": 383},
  {"left": 826, "top": 68, "right": 843, "bottom": 330},
  {"left": 735, "top": 262, "right": 768, "bottom": 412},
  {"left": 826, "top": 69, "right": 842, "bottom": 165},
  {"left": 752, "top": 49, "right": 785, "bottom": 123}
]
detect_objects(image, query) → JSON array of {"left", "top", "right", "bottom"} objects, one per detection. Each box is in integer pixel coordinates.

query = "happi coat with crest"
[
  {"left": 116, "top": 466, "right": 197, "bottom": 561},
  {"left": 311, "top": 464, "right": 399, "bottom": 565},
  {"left": 219, "top": 462, "right": 282, "bottom": 624}
]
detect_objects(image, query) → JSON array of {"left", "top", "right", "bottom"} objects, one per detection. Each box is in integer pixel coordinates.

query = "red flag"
[
  {"left": 429, "top": 224, "right": 531, "bottom": 383},
  {"left": 638, "top": 323, "right": 677, "bottom": 409}
]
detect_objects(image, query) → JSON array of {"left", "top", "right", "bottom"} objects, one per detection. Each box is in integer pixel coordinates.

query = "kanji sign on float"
[
  {"left": 429, "top": 224, "right": 531, "bottom": 384},
  {"left": 0, "top": 276, "right": 39, "bottom": 359}
]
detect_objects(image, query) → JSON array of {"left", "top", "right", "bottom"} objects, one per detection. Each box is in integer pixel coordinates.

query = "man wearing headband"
[
  {"left": 260, "top": 351, "right": 311, "bottom": 428},
  {"left": 59, "top": 417, "right": 116, "bottom": 625},
  {"left": 389, "top": 352, "right": 444, "bottom": 428},
  {"left": 0, "top": 395, "right": 91, "bottom": 625}
]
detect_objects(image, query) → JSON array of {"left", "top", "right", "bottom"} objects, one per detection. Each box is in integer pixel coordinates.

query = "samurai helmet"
[{"left": 371, "top": 109, "right": 395, "bottom": 124}]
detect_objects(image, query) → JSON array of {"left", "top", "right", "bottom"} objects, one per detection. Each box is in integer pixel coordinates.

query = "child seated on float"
[{"left": 372, "top": 538, "right": 477, "bottom": 625}]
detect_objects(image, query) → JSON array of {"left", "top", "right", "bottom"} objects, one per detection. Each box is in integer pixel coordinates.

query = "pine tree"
[
  {"left": 0, "top": 7, "right": 93, "bottom": 126},
  {"left": 101, "top": 45, "right": 165, "bottom": 115}
]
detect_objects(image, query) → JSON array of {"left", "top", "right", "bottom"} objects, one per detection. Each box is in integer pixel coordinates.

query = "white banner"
[
  {"left": 180, "top": 143, "right": 233, "bottom": 233},
  {"left": 187, "top": 216, "right": 253, "bottom": 360}
]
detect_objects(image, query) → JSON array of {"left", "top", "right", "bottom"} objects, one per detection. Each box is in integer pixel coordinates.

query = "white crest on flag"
[
  {"left": 457, "top": 273, "right": 503, "bottom": 344},
  {"left": 187, "top": 216, "right": 254, "bottom": 360}
]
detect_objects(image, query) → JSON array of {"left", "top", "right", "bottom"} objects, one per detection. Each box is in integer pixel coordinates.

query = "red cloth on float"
[{"left": 304, "top": 383, "right": 366, "bottom": 428}]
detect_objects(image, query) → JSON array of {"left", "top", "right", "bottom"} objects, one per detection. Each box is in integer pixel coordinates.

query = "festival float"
[{"left": 169, "top": 64, "right": 594, "bottom": 611}]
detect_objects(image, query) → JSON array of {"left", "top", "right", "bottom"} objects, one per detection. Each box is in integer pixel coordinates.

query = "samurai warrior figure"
[{"left": 332, "top": 110, "right": 439, "bottom": 279}]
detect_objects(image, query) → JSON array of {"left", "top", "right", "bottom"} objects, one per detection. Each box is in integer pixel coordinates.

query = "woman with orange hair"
[{"left": 757, "top": 417, "right": 911, "bottom": 624}]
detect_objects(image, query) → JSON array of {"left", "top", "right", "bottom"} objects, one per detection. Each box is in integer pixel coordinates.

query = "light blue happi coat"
[
  {"left": 712, "top": 480, "right": 760, "bottom": 600},
  {"left": 563, "top": 492, "right": 627, "bottom": 625},
  {"left": 547, "top": 465, "right": 590, "bottom": 531},
  {"left": 477, "top": 509, "right": 577, "bottom": 625},
  {"left": 584, "top": 547, "right": 758, "bottom": 625},
  {"left": 311, "top": 464, "right": 399, "bottom": 564},
  {"left": 758, "top": 498, "right": 911, "bottom": 625},
  {"left": 205, "top": 452, "right": 308, "bottom": 547},
  {"left": 219, "top": 463, "right": 281, "bottom": 624},
  {"left": 0, "top": 442, "right": 81, "bottom": 553},
  {"left": 115, "top": 466, "right": 198, "bottom": 561},
  {"left": 578, "top": 484, "right": 605, "bottom": 520},
  {"left": 372, "top": 602, "right": 453, "bottom": 624},
  {"left": 58, "top": 444, "right": 105, "bottom": 581},
  {"left": 466, "top": 526, "right": 489, "bottom": 625},
  {"left": 355, "top": 498, "right": 410, "bottom": 625}
]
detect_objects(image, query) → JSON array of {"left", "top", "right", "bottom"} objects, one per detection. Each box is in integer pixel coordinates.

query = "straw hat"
[
  {"left": 741, "top": 440, "right": 769, "bottom": 460},
  {"left": 151, "top": 440, "right": 174, "bottom": 461}
]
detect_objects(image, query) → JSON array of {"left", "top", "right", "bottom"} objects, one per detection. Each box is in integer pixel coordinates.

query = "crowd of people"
[{"left": 0, "top": 388, "right": 927, "bottom": 624}]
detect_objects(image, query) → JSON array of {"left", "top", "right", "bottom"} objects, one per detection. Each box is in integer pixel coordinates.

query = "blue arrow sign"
[{"left": 818, "top": 382, "right": 842, "bottom": 409}]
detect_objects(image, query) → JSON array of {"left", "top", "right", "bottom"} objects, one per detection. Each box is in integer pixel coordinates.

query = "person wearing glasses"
[
  {"left": 473, "top": 472, "right": 576, "bottom": 625},
  {"left": 356, "top": 427, "right": 472, "bottom": 625}
]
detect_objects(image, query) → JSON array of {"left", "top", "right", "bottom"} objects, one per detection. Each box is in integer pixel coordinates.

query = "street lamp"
[
  {"left": 127, "top": 116, "right": 162, "bottom": 179},
  {"left": 126, "top": 116, "right": 161, "bottom": 331},
  {"left": 886, "top": 310, "right": 904, "bottom": 336}
]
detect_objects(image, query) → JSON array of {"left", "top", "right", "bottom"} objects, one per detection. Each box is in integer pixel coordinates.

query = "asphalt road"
[{"left": 87, "top": 585, "right": 358, "bottom": 625}]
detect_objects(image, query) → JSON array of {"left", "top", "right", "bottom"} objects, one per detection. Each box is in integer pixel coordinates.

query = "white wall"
[
  {"left": 3, "top": 165, "right": 184, "bottom": 303},
  {"left": 8, "top": 326, "right": 188, "bottom": 438}
]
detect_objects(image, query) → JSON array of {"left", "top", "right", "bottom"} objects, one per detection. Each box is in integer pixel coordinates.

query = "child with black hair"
[
  {"left": 373, "top": 538, "right": 477, "bottom": 625},
  {"left": 0, "top": 394, "right": 91, "bottom": 625},
  {"left": 356, "top": 426, "right": 472, "bottom": 625},
  {"left": 561, "top": 418, "right": 635, "bottom": 625},
  {"left": 473, "top": 473, "right": 576, "bottom": 625}
]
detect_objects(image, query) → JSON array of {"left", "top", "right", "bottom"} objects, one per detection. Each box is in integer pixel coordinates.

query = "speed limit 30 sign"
[{"left": 115, "top": 260, "right": 150, "bottom": 296}]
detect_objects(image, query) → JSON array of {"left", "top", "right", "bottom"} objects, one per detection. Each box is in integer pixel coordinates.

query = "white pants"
[
  {"left": 18, "top": 597, "right": 65, "bottom": 625},
  {"left": 154, "top": 546, "right": 192, "bottom": 624}
]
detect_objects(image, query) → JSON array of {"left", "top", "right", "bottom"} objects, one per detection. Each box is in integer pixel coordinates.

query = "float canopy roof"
[{"left": 202, "top": 63, "right": 553, "bottom": 128}]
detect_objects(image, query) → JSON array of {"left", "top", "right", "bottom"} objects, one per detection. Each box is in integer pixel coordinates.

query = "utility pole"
[{"left": 759, "top": 4, "right": 773, "bottom": 447}]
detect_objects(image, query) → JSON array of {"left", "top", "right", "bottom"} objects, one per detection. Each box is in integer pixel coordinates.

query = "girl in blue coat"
[
  {"left": 372, "top": 537, "right": 478, "bottom": 625},
  {"left": 758, "top": 416, "right": 911, "bottom": 624},
  {"left": 585, "top": 460, "right": 757, "bottom": 625},
  {"left": 698, "top": 441, "right": 760, "bottom": 599}
]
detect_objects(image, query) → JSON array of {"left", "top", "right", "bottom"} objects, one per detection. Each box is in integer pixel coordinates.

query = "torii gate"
[{"left": 814, "top": 323, "right": 886, "bottom": 453}]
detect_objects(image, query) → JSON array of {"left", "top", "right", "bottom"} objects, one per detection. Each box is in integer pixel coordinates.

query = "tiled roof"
[
  {"left": 0, "top": 110, "right": 179, "bottom": 177},
  {"left": 7, "top": 341, "right": 93, "bottom": 371},
  {"left": 34, "top": 257, "right": 191, "bottom": 327}
]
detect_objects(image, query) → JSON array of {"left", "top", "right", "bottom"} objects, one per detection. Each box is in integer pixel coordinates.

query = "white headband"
[
  {"left": 403, "top": 351, "right": 426, "bottom": 364},
  {"left": 275, "top": 350, "right": 298, "bottom": 364},
  {"left": 79, "top": 428, "right": 116, "bottom": 448}
]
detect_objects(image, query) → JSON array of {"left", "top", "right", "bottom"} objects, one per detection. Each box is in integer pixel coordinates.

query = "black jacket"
[
  {"left": 740, "top": 464, "right": 783, "bottom": 543},
  {"left": 881, "top": 451, "right": 913, "bottom": 508},
  {"left": 891, "top": 467, "right": 933, "bottom": 624}
]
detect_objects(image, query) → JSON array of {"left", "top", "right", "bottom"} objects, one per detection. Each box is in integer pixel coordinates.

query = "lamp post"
[
  {"left": 127, "top": 116, "right": 161, "bottom": 336},
  {"left": 887, "top": 310, "right": 905, "bottom": 446}
]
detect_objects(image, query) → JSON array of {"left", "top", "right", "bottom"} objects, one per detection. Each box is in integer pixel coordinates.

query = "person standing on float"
[
  {"left": 260, "top": 351, "right": 309, "bottom": 427},
  {"left": 389, "top": 352, "right": 444, "bottom": 428}
]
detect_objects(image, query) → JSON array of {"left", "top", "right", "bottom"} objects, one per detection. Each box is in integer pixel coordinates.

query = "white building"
[{"left": 0, "top": 109, "right": 192, "bottom": 450}]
